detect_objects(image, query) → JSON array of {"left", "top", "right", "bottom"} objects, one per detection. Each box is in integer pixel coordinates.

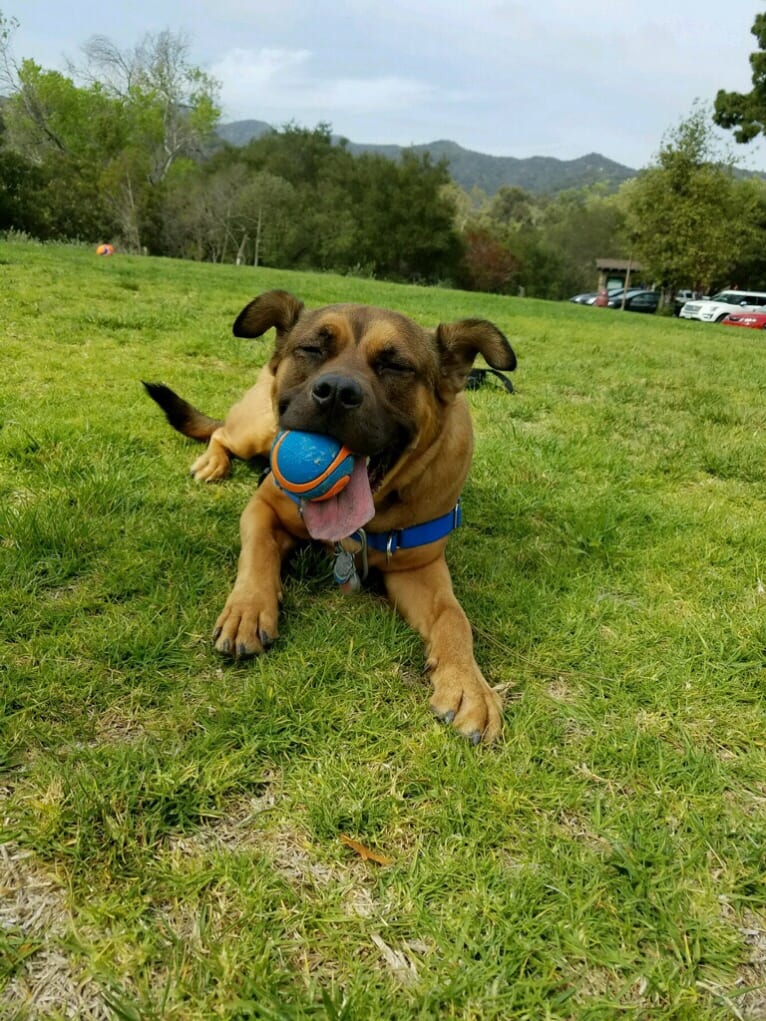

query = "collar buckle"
[
  {"left": 366, "top": 499, "right": 462, "bottom": 559},
  {"left": 385, "top": 531, "right": 398, "bottom": 563}
]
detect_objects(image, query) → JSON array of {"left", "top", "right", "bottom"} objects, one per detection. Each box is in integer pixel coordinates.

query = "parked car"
[
  {"left": 673, "top": 290, "right": 702, "bottom": 316},
  {"left": 679, "top": 289, "right": 766, "bottom": 322},
  {"left": 599, "top": 287, "right": 650, "bottom": 308},
  {"left": 570, "top": 287, "right": 619, "bottom": 305},
  {"left": 721, "top": 311, "right": 766, "bottom": 330},
  {"left": 606, "top": 289, "right": 660, "bottom": 313},
  {"left": 570, "top": 286, "right": 640, "bottom": 305}
]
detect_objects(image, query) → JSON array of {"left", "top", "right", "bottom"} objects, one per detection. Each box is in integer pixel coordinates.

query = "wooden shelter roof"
[{"left": 595, "top": 258, "right": 643, "bottom": 272}]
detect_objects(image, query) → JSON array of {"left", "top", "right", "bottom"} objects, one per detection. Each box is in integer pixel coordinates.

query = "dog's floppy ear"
[
  {"left": 436, "top": 318, "right": 516, "bottom": 399},
  {"left": 233, "top": 290, "right": 304, "bottom": 344}
]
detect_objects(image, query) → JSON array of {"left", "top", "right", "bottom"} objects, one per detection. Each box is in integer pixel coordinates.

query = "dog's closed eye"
[
  {"left": 377, "top": 359, "right": 415, "bottom": 376},
  {"left": 374, "top": 346, "right": 416, "bottom": 377}
]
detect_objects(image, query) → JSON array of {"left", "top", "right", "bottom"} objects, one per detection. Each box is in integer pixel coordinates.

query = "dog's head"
[{"left": 233, "top": 290, "right": 515, "bottom": 534}]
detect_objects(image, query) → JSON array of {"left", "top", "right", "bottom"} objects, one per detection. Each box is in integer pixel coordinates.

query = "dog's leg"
[
  {"left": 191, "top": 365, "right": 278, "bottom": 482},
  {"left": 384, "top": 557, "right": 503, "bottom": 743},
  {"left": 213, "top": 492, "right": 295, "bottom": 656},
  {"left": 190, "top": 428, "right": 236, "bottom": 482}
]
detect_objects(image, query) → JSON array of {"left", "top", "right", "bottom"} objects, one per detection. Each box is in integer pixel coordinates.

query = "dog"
[{"left": 145, "top": 290, "right": 516, "bottom": 743}]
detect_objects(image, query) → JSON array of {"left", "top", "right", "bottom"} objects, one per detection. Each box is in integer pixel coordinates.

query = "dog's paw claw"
[
  {"left": 429, "top": 667, "right": 504, "bottom": 744},
  {"left": 218, "top": 638, "right": 231, "bottom": 655},
  {"left": 259, "top": 630, "right": 275, "bottom": 649},
  {"left": 236, "top": 642, "right": 252, "bottom": 659}
]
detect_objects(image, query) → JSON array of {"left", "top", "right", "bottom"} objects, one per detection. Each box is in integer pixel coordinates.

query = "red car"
[{"left": 721, "top": 311, "right": 766, "bottom": 330}]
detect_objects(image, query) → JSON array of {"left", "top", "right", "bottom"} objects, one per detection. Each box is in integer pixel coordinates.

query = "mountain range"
[{"left": 215, "top": 119, "right": 638, "bottom": 195}]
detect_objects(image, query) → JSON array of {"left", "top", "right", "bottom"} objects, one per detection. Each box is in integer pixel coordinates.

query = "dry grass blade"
[{"left": 339, "top": 834, "right": 393, "bottom": 866}]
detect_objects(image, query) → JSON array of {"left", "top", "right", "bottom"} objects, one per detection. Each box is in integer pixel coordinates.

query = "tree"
[
  {"left": 241, "top": 121, "right": 343, "bottom": 188},
  {"left": 460, "top": 183, "right": 627, "bottom": 299},
  {"left": 0, "top": 20, "right": 220, "bottom": 249},
  {"left": 74, "top": 31, "right": 220, "bottom": 186},
  {"left": 441, "top": 181, "right": 487, "bottom": 232},
  {"left": 335, "top": 150, "right": 461, "bottom": 281},
  {"left": 460, "top": 227, "right": 519, "bottom": 293},
  {"left": 622, "top": 107, "right": 758, "bottom": 294},
  {"left": 0, "top": 14, "right": 127, "bottom": 164},
  {"left": 161, "top": 163, "right": 299, "bottom": 265},
  {"left": 542, "top": 187, "right": 629, "bottom": 296},
  {"left": 489, "top": 185, "right": 536, "bottom": 230},
  {"left": 725, "top": 177, "right": 766, "bottom": 289},
  {"left": 0, "top": 11, "right": 18, "bottom": 93},
  {"left": 714, "top": 13, "right": 766, "bottom": 145},
  {"left": 226, "top": 128, "right": 462, "bottom": 281},
  {"left": 0, "top": 146, "right": 44, "bottom": 233}
]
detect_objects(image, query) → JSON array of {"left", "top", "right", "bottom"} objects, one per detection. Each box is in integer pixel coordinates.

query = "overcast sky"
[{"left": 6, "top": 0, "right": 766, "bottom": 172}]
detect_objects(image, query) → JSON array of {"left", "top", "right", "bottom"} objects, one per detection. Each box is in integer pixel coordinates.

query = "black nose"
[{"left": 311, "top": 373, "right": 363, "bottom": 412}]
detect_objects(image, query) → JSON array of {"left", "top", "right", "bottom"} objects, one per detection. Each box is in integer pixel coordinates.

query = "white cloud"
[
  {"left": 210, "top": 47, "right": 311, "bottom": 89},
  {"left": 211, "top": 46, "right": 439, "bottom": 123}
]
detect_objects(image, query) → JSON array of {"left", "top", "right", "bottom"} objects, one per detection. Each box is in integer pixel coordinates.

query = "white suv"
[{"left": 679, "top": 290, "right": 766, "bottom": 322}]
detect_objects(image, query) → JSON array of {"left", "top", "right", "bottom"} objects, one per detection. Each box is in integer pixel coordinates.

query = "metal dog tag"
[
  {"left": 332, "top": 532, "right": 368, "bottom": 594},
  {"left": 333, "top": 547, "right": 360, "bottom": 592}
]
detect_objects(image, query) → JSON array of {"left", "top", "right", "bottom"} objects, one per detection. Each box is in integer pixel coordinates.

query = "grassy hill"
[{"left": 3, "top": 239, "right": 766, "bottom": 1018}]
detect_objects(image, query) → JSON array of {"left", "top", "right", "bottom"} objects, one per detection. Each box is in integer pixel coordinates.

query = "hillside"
[
  {"left": 216, "top": 118, "right": 274, "bottom": 147},
  {"left": 344, "top": 139, "right": 637, "bottom": 195},
  {"left": 215, "top": 119, "right": 638, "bottom": 195}
]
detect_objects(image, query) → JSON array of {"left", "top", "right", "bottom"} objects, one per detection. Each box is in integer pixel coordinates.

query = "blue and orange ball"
[
  {"left": 270, "top": 430, "right": 354, "bottom": 502},
  {"left": 96, "top": 243, "right": 114, "bottom": 256}
]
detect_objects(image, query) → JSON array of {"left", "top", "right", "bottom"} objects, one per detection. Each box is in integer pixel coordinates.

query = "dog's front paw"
[
  {"left": 190, "top": 443, "right": 231, "bottom": 482},
  {"left": 213, "top": 588, "right": 279, "bottom": 658},
  {"left": 428, "top": 662, "right": 504, "bottom": 744}
]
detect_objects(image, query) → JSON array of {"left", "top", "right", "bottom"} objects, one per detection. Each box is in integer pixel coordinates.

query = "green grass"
[{"left": 3, "top": 238, "right": 766, "bottom": 1019}]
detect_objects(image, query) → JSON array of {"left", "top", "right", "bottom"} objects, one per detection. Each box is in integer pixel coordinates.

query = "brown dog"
[{"left": 145, "top": 290, "right": 516, "bottom": 743}]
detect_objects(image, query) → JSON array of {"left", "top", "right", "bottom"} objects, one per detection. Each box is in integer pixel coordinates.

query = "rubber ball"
[{"left": 270, "top": 429, "right": 354, "bottom": 502}]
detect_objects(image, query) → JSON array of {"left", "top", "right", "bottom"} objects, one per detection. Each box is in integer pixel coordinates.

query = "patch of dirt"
[
  {"left": 0, "top": 842, "right": 109, "bottom": 1020},
  {"left": 709, "top": 900, "right": 766, "bottom": 1019},
  {"left": 165, "top": 777, "right": 279, "bottom": 857},
  {"left": 731, "top": 909, "right": 766, "bottom": 1019}
]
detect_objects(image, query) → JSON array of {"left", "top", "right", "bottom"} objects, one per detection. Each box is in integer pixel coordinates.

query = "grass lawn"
[{"left": 3, "top": 237, "right": 766, "bottom": 1020}]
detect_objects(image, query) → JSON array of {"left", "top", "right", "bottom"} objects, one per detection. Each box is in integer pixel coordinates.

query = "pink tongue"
[{"left": 301, "top": 458, "right": 375, "bottom": 541}]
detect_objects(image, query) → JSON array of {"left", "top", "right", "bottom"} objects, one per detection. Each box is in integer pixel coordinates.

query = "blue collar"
[
  {"left": 365, "top": 501, "right": 462, "bottom": 558},
  {"left": 276, "top": 468, "right": 463, "bottom": 557}
]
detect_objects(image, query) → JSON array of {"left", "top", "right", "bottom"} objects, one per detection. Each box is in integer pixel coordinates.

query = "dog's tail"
[{"left": 142, "top": 382, "right": 223, "bottom": 442}]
